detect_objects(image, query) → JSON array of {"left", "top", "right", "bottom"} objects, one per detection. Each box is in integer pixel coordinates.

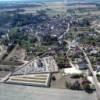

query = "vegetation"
[
  {"left": 65, "top": 81, "right": 72, "bottom": 89},
  {"left": 71, "top": 81, "right": 81, "bottom": 90},
  {"left": 97, "top": 74, "right": 100, "bottom": 82},
  {"left": 71, "top": 74, "right": 83, "bottom": 79}
]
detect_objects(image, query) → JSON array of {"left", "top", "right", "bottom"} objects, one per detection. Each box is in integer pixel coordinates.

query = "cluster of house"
[
  {"left": 67, "top": 44, "right": 100, "bottom": 86},
  {"left": 17, "top": 15, "right": 72, "bottom": 43}
]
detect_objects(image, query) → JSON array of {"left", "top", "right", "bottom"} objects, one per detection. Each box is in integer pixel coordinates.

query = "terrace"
[
  {"left": 6, "top": 74, "right": 50, "bottom": 87},
  {"left": 5, "top": 56, "right": 58, "bottom": 87},
  {"left": 13, "top": 56, "right": 58, "bottom": 75}
]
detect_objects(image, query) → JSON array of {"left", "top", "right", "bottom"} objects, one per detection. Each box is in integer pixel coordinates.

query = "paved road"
[
  {"left": 0, "top": 84, "right": 97, "bottom": 100},
  {"left": 81, "top": 48, "right": 100, "bottom": 100},
  {"left": 58, "top": 23, "right": 70, "bottom": 43}
]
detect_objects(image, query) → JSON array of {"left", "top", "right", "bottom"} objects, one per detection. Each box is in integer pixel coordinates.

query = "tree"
[
  {"left": 37, "top": 10, "right": 47, "bottom": 16},
  {"left": 71, "top": 80, "right": 81, "bottom": 90}
]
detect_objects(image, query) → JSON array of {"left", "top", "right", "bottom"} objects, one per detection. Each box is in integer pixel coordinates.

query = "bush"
[
  {"left": 71, "top": 74, "right": 83, "bottom": 79},
  {"left": 97, "top": 74, "right": 100, "bottom": 77},
  {"left": 90, "top": 84, "right": 95, "bottom": 90},
  {"left": 97, "top": 74, "right": 100, "bottom": 82},
  {"left": 82, "top": 80, "right": 94, "bottom": 93},
  {"left": 83, "top": 83, "right": 90, "bottom": 90},
  {"left": 65, "top": 81, "right": 72, "bottom": 89},
  {"left": 71, "top": 81, "right": 81, "bottom": 90},
  {"left": 51, "top": 76, "right": 56, "bottom": 81}
]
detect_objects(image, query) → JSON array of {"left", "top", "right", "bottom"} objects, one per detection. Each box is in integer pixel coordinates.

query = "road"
[
  {"left": 0, "top": 84, "right": 97, "bottom": 100},
  {"left": 58, "top": 23, "right": 70, "bottom": 43},
  {"left": 80, "top": 47, "right": 100, "bottom": 100}
]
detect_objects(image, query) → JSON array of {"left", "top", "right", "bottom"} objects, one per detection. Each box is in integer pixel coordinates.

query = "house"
[
  {"left": 90, "top": 49, "right": 98, "bottom": 55},
  {"left": 78, "top": 63, "right": 88, "bottom": 70}
]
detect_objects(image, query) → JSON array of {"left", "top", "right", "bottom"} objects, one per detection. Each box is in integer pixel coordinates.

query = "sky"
[
  {"left": 0, "top": 0, "right": 28, "bottom": 1},
  {"left": 0, "top": 0, "right": 61, "bottom": 2},
  {"left": 0, "top": 0, "right": 20, "bottom": 1},
  {"left": 0, "top": 0, "right": 100, "bottom": 3},
  {"left": 0, "top": 0, "right": 16, "bottom": 1}
]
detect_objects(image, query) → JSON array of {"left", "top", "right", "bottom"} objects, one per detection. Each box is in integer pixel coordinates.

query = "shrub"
[
  {"left": 71, "top": 81, "right": 81, "bottom": 90},
  {"left": 65, "top": 81, "right": 72, "bottom": 89},
  {"left": 51, "top": 76, "right": 56, "bottom": 81},
  {"left": 71, "top": 74, "right": 83, "bottom": 79},
  {"left": 96, "top": 74, "right": 100, "bottom": 82}
]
